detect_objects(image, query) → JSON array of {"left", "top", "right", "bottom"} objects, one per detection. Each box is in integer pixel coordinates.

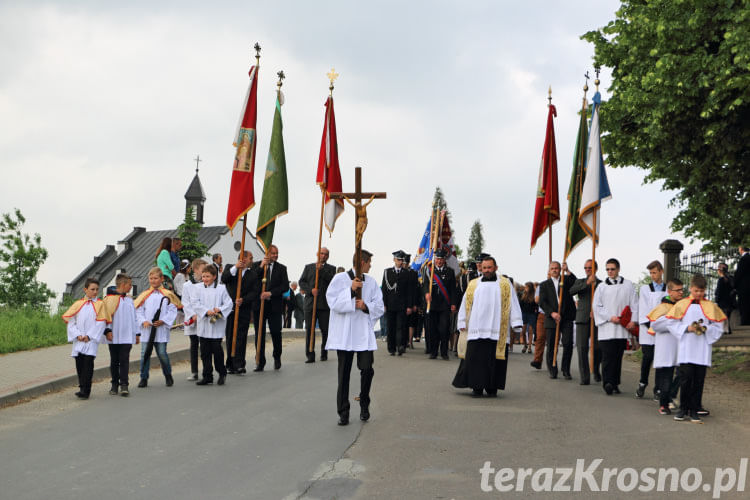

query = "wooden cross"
[{"left": 329, "top": 166, "right": 386, "bottom": 296}]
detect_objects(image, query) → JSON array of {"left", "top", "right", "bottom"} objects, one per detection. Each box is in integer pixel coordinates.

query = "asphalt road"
[{"left": 1, "top": 338, "right": 749, "bottom": 500}]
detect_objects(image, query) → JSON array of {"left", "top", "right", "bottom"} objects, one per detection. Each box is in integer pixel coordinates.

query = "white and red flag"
[{"left": 316, "top": 95, "right": 344, "bottom": 232}]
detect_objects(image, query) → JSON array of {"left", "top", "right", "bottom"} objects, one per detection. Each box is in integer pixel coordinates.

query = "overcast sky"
[{"left": 0, "top": 0, "right": 701, "bottom": 301}]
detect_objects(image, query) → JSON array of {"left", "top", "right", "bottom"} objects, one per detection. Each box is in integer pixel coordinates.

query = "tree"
[
  {"left": 432, "top": 186, "right": 452, "bottom": 225},
  {"left": 177, "top": 206, "right": 209, "bottom": 263},
  {"left": 453, "top": 242, "right": 464, "bottom": 261},
  {"left": 0, "top": 209, "right": 56, "bottom": 310},
  {"left": 582, "top": 0, "right": 750, "bottom": 251},
  {"left": 466, "top": 220, "right": 484, "bottom": 263}
]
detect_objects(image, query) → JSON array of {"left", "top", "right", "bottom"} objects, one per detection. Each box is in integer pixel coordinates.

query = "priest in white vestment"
[
  {"left": 452, "top": 256, "right": 522, "bottom": 397},
  {"left": 326, "top": 250, "right": 384, "bottom": 425}
]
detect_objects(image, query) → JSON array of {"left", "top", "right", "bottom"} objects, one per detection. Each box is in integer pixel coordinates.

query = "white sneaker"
[{"left": 186, "top": 373, "right": 198, "bottom": 381}]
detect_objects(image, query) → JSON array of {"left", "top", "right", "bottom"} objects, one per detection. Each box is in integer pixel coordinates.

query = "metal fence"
[{"left": 676, "top": 247, "right": 739, "bottom": 301}]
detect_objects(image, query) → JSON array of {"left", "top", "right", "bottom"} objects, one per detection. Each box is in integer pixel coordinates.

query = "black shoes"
[
  {"left": 429, "top": 354, "right": 438, "bottom": 359},
  {"left": 217, "top": 375, "right": 226, "bottom": 386},
  {"left": 120, "top": 385, "right": 129, "bottom": 397},
  {"left": 485, "top": 390, "right": 497, "bottom": 397},
  {"left": 253, "top": 366, "right": 264, "bottom": 372},
  {"left": 636, "top": 382, "right": 646, "bottom": 398},
  {"left": 137, "top": 379, "right": 148, "bottom": 388},
  {"left": 441, "top": 355, "right": 450, "bottom": 360},
  {"left": 549, "top": 369, "right": 558, "bottom": 379},
  {"left": 227, "top": 368, "right": 238, "bottom": 374},
  {"left": 360, "top": 408, "right": 370, "bottom": 421},
  {"left": 305, "top": 359, "right": 315, "bottom": 364},
  {"left": 274, "top": 359, "right": 281, "bottom": 370},
  {"left": 593, "top": 373, "right": 602, "bottom": 382},
  {"left": 673, "top": 409, "right": 687, "bottom": 421},
  {"left": 338, "top": 414, "right": 349, "bottom": 426},
  {"left": 196, "top": 378, "right": 213, "bottom": 385},
  {"left": 689, "top": 411, "right": 703, "bottom": 424},
  {"left": 165, "top": 375, "right": 174, "bottom": 387},
  {"left": 320, "top": 354, "right": 327, "bottom": 361},
  {"left": 530, "top": 361, "right": 542, "bottom": 369},
  {"left": 580, "top": 378, "right": 590, "bottom": 386},
  {"left": 74, "top": 391, "right": 89, "bottom": 399},
  {"left": 471, "top": 389, "right": 483, "bottom": 398},
  {"left": 613, "top": 386, "right": 621, "bottom": 394},
  {"left": 109, "top": 384, "right": 118, "bottom": 395},
  {"left": 237, "top": 368, "right": 247, "bottom": 374},
  {"left": 697, "top": 407, "right": 710, "bottom": 416},
  {"left": 604, "top": 383, "right": 614, "bottom": 395},
  {"left": 563, "top": 373, "right": 572, "bottom": 380}
]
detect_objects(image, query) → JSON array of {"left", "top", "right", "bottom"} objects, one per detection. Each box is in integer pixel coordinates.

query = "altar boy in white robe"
[
  {"left": 592, "top": 258, "right": 638, "bottom": 395},
  {"left": 452, "top": 256, "right": 523, "bottom": 397},
  {"left": 62, "top": 278, "right": 106, "bottom": 399},
  {"left": 636, "top": 260, "right": 667, "bottom": 399},
  {"left": 647, "top": 278, "right": 684, "bottom": 415},
  {"left": 99, "top": 274, "right": 140, "bottom": 396},
  {"left": 665, "top": 275, "right": 725, "bottom": 424},
  {"left": 194, "top": 264, "right": 234, "bottom": 386},
  {"left": 325, "top": 250, "right": 384, "bottom": 426}
]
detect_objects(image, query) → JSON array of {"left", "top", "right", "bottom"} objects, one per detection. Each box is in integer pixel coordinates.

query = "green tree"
[
  {"left": 432, "top": 186, "right": 452, "bottom": 224},
  {"left": 466, "top": 220, "right": 484, "bottom": 263},
  {"left": 453, "top": 242, "right": 464, "bottom": 261},
  {"left": 582, "top": 0, "right": 750, "bottom": 251},
  {"left": 0, "top": 209, "right": 56, "bottom": 310},
  {"left": 177, "top": 206, "right": 209, "bottom": 263}
]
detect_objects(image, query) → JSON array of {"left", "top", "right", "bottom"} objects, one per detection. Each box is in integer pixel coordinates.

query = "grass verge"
[{"left": 0, "top": 307, "right": 67, "bottom": 354}]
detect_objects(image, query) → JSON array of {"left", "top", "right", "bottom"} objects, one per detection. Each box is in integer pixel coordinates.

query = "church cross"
[{"left": 194, "top": 155, "right": 202, "bottom": 173}]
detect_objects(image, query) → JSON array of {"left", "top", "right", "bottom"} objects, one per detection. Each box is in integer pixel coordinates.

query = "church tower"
[{"left": 185, "top": 156, "right": 206, "bottom": 225}]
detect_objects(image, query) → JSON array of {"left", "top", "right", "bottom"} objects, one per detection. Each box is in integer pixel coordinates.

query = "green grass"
[
  {"left": 712, "top": 350, "right": 750, "bottom": 383},
  {"left": 0, "top": 307, "right": 68, "bottom": 354}
]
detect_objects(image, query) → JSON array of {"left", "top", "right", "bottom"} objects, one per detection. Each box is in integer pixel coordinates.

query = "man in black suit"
[
  {"left": 538, "top": 261, "right": 577, "bottom": 379},
  {"left": 423, "top": 248, "right": 457, "bottom": 360},
  {"left": 569, "top": 259, "right": 602, "bottom": 384},
  {"left": 381, "top": 250, "right": 414, "bottom": 356},
  {"left": 299, "top": 248, "right": 337, "bottom": 362},
  {"left": 735, "top": 245, "right": 750, "bottom": 326},
  {"left": 253, "top": 245, "right": 289, "bottom": 371},
  {"left": 715, "top": 262, "right": 734, "bottom": 333},
  {"left": 222, "top": 251, "right": 260, "bottom": 374}
]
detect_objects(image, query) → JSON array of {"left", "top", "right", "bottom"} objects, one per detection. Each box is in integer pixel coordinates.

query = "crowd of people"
[{"left": 62, "top": 241, "right": 748, "bottom": 426}]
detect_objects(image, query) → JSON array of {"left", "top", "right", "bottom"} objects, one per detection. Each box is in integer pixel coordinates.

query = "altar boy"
[
  {"left": 62, "top": 278, "right": 106, "bottom": 399},
  {"left": 182, "top": 259, "right": 207, "bottom": 380},
  {"left": 135, "top": 267, "right": 181, "bottom": 388},
  {"left": 194, "top": 264, "right": 234, "bottom": 386},
  {"left": 636, "top": 260, "right": 667, "bottom": 399},
  {"left": 647, "top": 279, "right": 684, "bottom": 414},
  {"left": 100, "top": 274, "right": 140, "bottom": 396},
  {"left": 666, "top": 275, "right": 725, "bottom": 424}
]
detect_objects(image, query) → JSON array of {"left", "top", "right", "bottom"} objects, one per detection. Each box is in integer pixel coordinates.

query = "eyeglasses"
[
  {"left": 668, "top": 288, "right": 683, "bottom": 292},
  {"left": 605, "top": 267, "right": 617, "bottom": 271}
]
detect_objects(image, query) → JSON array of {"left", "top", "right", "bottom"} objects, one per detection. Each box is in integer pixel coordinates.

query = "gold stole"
[
  {"left": 666, "top": 297, "right": 727, "bottom": 322},
  {"left": 457, "top": 276, "right": 512, "bottom": 360},
  {"left": 62, "top": 298, "right": 105, "bottom": 323},
  {"left": 134, "top": 287, "right": 183, "bottom": 309}
]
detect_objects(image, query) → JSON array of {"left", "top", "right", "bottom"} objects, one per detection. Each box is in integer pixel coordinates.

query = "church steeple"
[{"left": 185, "top": 155, "right": 206, "bottom": 225}]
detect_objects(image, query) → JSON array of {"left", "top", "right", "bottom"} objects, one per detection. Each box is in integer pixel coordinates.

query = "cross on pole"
[
  {"left": 329, "top": 166, "right": 386, "bottom": 297},
  {"left": 194, "top": 154, "right": 202, "bottom": 173}
]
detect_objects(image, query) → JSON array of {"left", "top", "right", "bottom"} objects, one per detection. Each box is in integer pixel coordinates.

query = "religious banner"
[
  {"left": 440, "top": 214, "right": 460, "bottom": 275},
  {"left": 226, "top": 64, "right": 259, "bottom": 231},
  {"left": 411, "top": 214, "right": 433, "bottom": 272},
  {"left": 530, "top": 99, "right": 560, "bottom": 253},
  {"left": 316, "top": 94, "right": 345, "bottom": 233},
  {"left": 578, "top": 91, "right": 612, "bottom": 244},
  {"left": 256, "top": 87, "right": 289, "bottom": 251},
  {"left": 564, "top": 91, "right": 590, "bottom": 259}
]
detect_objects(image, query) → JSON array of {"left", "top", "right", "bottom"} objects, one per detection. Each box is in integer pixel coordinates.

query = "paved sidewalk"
[{"left": 0, "top": 328, "right": 306, "bottom": 406}]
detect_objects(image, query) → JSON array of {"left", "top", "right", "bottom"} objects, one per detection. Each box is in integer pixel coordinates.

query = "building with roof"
[{"left": 64, "top": 168, "right": 264, "bottom": 299}]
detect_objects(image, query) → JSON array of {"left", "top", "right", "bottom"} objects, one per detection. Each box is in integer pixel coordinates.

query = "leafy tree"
[
  {"left": 466, "top": 220, "right": 485, "bottom": 263},
  {"left": 177, "top": 206, "right": 209, "bottom": 263},
  {"left": 582, "top": 0, "right": 750, "bottom": 251},
  {"left": 453, "top": 242, "right": 464, "bottom": 261},
  {"left": 0, "top": 209, "right": 56, "bottom": 310},
  {"left": 432, "top": 186, "right": 452, "bottom": 225}
]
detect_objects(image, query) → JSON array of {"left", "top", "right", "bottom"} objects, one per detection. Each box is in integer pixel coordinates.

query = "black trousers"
[
  {"left": 254, "top": 310, "right": 283, "bottom": 368},
  {"left": 575, "top": 322, "right": 601, "bottom": 382},
  {"left": 305, "top": 308, "right": 330, "bottom": 360},
  {"left": 225, "top": 310, "right": 251, "bottom": 370},
  {"left": 200, "top": 337, "right": 226, "bottom": 380},
  {"left": 75, "top": 354, "right": 95, "bottom": 396},
  {"left": 336, "top": 350, "right": 374, "bottom": 418},
  {"left": 385, "top": 310, "right": 406, "bottom": 354},
  {"left": 600, "top": 338, "right": 627, "bottom": 389},
  {"left": 739, "top": 293, "right": 750, "bottom": 325},
  {"left": 678, "top": 363, "right": 707, "bottom": 412},
  {"left": 428, "top": 309, "right": 451, "bottom": 356},
  {"left": 108, "top": 344, "right": 132, "bottom": 387},
  {"left": 655, "top": 366, "right": 680, "bottom": 407},
  {"left": 188, "top": 334, "right": 200, "bottom": 374},
  {"left": 639, "top": 344, "right": 655, "bottom": 387},
  {"left": 545, "top": 321, "right": 574, "bottom": 376}
]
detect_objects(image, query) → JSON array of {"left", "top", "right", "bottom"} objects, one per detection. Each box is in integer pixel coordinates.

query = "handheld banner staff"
[
  {"left": 426, "top": 206, "right": 445, "bottom": 314},
  {"left": 226, "top": 43, "right": 261, "bottom": 360},
  {"left": 329, "top": 167, "right": 386, "bottom": 297},
  {"left": 309, "top": 68, "right": 345, "bottom": 353},
  {"left": 144, "top": 296, "right": 170, "bottom": 362},
  {"left": 255, "top": 70, "right": 290, "bottom": 365}
]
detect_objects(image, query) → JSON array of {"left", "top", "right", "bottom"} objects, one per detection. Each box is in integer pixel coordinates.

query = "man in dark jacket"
[
  {"left": 569, "top": 259, "right": 602, "bottom": 384},
  {"left": 222, "top": 251, "right": 261, "bottom": 374},
  {"left": 253, "top": 245, "right": 289, "bottom": 371},
  {"left": 423, "top": 249, "right": 457, "bottom": 360},
  {"left": 538, "top": 261, "right": 577, "bottom": 379},
  {"left": 299, "top": 248, "right": 337, "bottom": 362},
  {"left": 381, "top": 250, "right": 414, "bottom": 355}
]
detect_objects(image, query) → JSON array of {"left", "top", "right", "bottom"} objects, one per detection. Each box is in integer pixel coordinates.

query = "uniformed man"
[
  {"left": 423, "top": 248, "right": 457, "bottom": 359},
  {"left": 381, "top": 250, "right": 414, "bottom": 355}
]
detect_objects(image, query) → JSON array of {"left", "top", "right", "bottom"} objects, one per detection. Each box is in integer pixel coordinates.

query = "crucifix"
[
  {"left": 194, "top": 154, "right": 201, "bottom": 173},
  {"left": 329, "top": 166, "right": 386, "bottom": 298}
]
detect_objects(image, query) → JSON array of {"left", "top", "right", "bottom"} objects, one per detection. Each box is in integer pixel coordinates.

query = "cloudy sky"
[{"left": 1, "top": 0, "right": 700, "bottom": 300}]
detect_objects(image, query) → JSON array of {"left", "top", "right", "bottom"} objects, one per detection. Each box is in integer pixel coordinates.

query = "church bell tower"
[{"left": 185, "top": 155, "right": 206, "bottom": 225}]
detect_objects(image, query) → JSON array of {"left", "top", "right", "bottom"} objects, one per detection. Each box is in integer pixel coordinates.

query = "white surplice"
[
  {"left": 193, "top": 283, "right": 234, "bottom": 339},
  {"left": 650, "top": 315, "right": 679, "bottom": 368},
  {"left": 325, "top": 271, "right": 384, "bottom": 352},
  {"left": 181, "top": 281, "right": 198, "bottom": 336},
  {"left": 593, "top": 277, "right": 638, "bottom": 341},
  {"left": 136, "top": 291, "right": 178, "bottom": 343},
  {"left": 638, "top": 283, "right": 667, "bottom": 345},
  {"left": 666, "top": 303, "right": 723, "bottom": 366},
  {"left": 66, "top": 299, "right": 106, "bottom": 357},
  {"left": 457, "top": 278, "right": 523, "bottom": 343},
  {"left": 100, "top": 297, "right": 140, "bottom": 345}
]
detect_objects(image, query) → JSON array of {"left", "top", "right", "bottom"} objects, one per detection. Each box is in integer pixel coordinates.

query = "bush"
[{"left": 0, "top": 307, "right": 68, "bottom": 353}]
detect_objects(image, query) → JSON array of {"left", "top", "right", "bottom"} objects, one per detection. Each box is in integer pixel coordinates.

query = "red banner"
[
  {"left": 530, "top": 104, "right": 560, "bottom": 252},
  {"left": 316, "top": 96, "right": 344, "bottom": 232}
]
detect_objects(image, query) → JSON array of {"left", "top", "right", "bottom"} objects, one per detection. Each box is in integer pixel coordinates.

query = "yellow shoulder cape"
[
  {"left": 645, "top": 302, "right": 673, "bottom": 335},
  {"left": 133, "top": 287, "right": 182, "bottom": 309},
  {"left": 62, "top": 298, "right": 106, "bottom": 323},
  {"left": 457, "top": 276, "right": 512, "bottom": 361},
  {"left": 666, "top": 297, "right": 726, "bottom": 322},
  {"left": 96, "top": 295, "right": 124, "bottom": 324}
]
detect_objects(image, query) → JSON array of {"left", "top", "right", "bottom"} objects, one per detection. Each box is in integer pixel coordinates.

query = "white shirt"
[
  {"left": 458, "top": 279, "right": 523, "bottom": 343},
  {"left": 638, "top": 283, "right": 667, "bottom": 346},
  {"left": 593, "top": 277, "right": 638, "bottom": 341},
  {"left": 182, "top": 281, "right": 198, "bottom": 336},
  {"left": 651, "top": 315, "right": 679, "bottom": 368},
  {"left": 194, "top": 283, "right": 234, "bottom": 339},
  {"left": 66, "top": 299, "right": 106, "bottom": 357},
  {"left": 666, "top": 303, "right": 723, "bottom": 366},
  {"left": 136, "top": 290, "right": 178, "bottom": 343},
  {"left": 100, "top": 296, "right": 139, "bottom": 345},
  {"left": 325, "top": 271, "right": 384, "bottom": 351}
]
